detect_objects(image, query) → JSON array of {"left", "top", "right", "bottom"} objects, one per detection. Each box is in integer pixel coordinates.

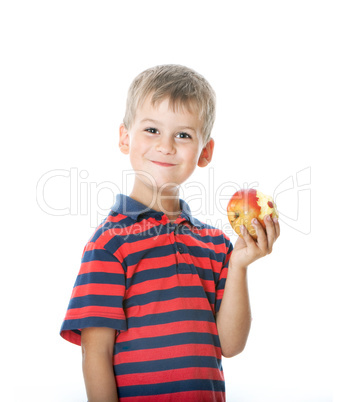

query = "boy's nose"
[{"left": 155, "top": 136, "right": 175, "bottom": 154}]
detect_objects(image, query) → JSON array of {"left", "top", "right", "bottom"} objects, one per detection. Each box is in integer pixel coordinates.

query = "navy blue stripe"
[
  {"left": 127, "top": 265, "right": 177, "bottom": 287},
  {"left": 215, "top": 278, "right": 227, "bottom": 313},
  {"left": 60, "top": 316, "right": 127, "bottom": 333},
  {"left": 127, "top": 309, "right": 215, "bottom": 328},
  {"left": 115, "top": 355, "right": 222, "bottom": 376},
  {"left": 127, "top": 262, "right": 219, "bottom": 287},
  {"left": 75, "top": 272, "right": 125, "bottom": 286},
  {"left": 122, "top": 243, "right": 227, "bottom": 267},
  {"left": 68, "top": 294, "right": 123, "bottom": 309},
  {"left": 82, "top": 248, "right": 118, "bottom": 263},
  {"left": 124, "top": 244, "right": 176, "bottom": 266},
  {"left": 104, "top": 221, "right": 168, "bottom": 251},
  {"left": 196, "top": 266, "right": 219, "bottom": 283},
  {"left": 177, "top": 263, "right": 194, "bottom": 273},
  {"left": 188, "top": 232, "right": 227, "bottom": 246},
  {"left": 115, "top": 332, "right": 220, "bottom": 353},
  {"left": 125, "top": 286, "right": 210, "bottom": 307},
  {"left": 113, "top": 227, "right": 170, "bottom": 244},
  {"left": 188, "top": 245, "right": 227, "bottom": 262},
  {"left": 118, "top": 379, "right": 225, "bottom": 398}
]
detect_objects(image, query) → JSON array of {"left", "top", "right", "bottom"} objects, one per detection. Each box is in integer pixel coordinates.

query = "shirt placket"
[{"left": 171, "top": 218, "right": 192, "bottom": 273}]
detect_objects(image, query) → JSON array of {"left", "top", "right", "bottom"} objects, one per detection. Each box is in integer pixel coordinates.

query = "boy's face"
[{"left": 119, "top": 96, "right": 214, "bottom": 195}]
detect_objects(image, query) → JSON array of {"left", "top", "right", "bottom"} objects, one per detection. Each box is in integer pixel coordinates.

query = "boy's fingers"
[
  {"left": 264, "top": 215, "right": 277, "bottom": 253},
  {"left": 252, "top": 218, "right": 268, "bottom": 252},
  {"left": 240, "top": 225, "right": 256, "bottom": 247},
  {"left": 274, "top": 217, "right": 280, "bottom": 238}
]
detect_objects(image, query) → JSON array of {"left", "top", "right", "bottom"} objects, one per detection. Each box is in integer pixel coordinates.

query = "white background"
[{"left": 1, "top": 1, "right": 345, "bottom": 401}]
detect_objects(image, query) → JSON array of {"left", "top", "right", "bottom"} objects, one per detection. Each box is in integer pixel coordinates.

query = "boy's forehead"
[{"left": 135, "top": 96, "right": 201, "bottom": 126}]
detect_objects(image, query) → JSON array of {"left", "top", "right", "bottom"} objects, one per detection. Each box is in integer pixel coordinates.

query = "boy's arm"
[
  {"left": 216, "top": 263, "right": 251, "bottom": 358},
  {"left": 216, "top": 215, "right": 280, "bottom": 358},
  {"left": 81, "top": 327, "right": 118, "bottom": 402}
]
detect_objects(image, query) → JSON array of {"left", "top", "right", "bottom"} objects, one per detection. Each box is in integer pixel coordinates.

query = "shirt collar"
[{"left": 111, "top": 194, "right": 205, "bottom": 229}]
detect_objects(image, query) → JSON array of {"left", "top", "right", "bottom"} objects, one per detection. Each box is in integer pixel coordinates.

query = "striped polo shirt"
[{"left": 60, "top": 194, "right": 233, "bottom": 401}]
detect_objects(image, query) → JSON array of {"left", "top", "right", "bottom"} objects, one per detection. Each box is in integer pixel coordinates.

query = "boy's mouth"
[{"left": 151, "top": 161, "right": 177, "bottom": 167}]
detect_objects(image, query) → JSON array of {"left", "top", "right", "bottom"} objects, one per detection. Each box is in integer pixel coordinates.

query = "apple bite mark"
[{"left": 256, "top": 190, "right": 279, "bottom": 221}]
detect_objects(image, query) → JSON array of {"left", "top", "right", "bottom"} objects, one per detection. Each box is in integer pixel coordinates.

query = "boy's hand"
[{"left": 230, "top": 215, "right": 280, "bottom": 269}]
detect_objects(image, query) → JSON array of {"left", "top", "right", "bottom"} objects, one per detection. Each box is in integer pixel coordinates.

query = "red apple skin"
[{"left": 227, "top": 189, "right": 275, "bottom": 239}]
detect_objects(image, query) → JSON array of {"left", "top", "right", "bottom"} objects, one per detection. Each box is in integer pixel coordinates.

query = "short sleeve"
[
  {"left": 215, "top": 236, "right": 233, "bottom": 313},
  {"left": 60, "top": 242, "right": 127, "bottom": 346}
]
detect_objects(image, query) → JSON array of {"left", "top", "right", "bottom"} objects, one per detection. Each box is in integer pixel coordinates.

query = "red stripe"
[
  {"left": 116, "top": 233, "right": 169, "bottom": 262},
  {"left": 119, "top": 391, "right": 225, "bottom": 402},
  {"left": 126, "top": 274, "right": 215, "bottom": 302},
  {"left": 197, "top": 227, "right": 224, "bottom": 237},
  {"left": 115, "top": 343, "right": 220, "bottom": 365},
  {"left": 118, "top": 321, "right": 218, "bottom": 343},
  {"left": 65, "top": 305, "right": 124, "bottom": 320},
  {"left": 107, "top": 214, "right": 127, "bottom": 223},
  {"left": 188, "top": 254, "right": 226, "bottom": 272},
  {"left": 95, "top": 228, "right": 128, "bottom": 248},
  {"left": 177, "top": 235, "right": 227, "bottom": 253},
  {"left": 125, "top": 297, "right": 212, "bottom": 318},
  {"left": 71, "top": 283, "right": 125, "bottom": 298},
  {"left": 79, "top": 260, "right": 123, "bottom": 274},
  {"left": 126, "top": 254, "right": 177, "bottom": 278},
  {"left": 125, "top": 252, "right": 225, "bottom": 281},
  {"left": 126, "top": 274, "right": 203, "bottom": 297},
  {"left": 116, "top": 367, "right": 224, "bottom": 387},
  {"left": 84, "top": 242, "right": 99, "bottom": 252},
  {"left": 60, "top": 329, "right": 81, "bottom": 346},
  {"left": 125, "top": 276, "right": 176, "bottom": 297}
]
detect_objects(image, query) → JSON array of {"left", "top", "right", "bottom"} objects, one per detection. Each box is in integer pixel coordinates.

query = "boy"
[{"left": 60, "top": 64, "right": 280, "bottom": 401}]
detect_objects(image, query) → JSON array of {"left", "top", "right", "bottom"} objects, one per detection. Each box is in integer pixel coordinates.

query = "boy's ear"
[
  {"left": 119, "top": 123, "right": 130, "bottom": 154},
  {"left": 197, "top": 138, "right": 215, "bottom": 167}
]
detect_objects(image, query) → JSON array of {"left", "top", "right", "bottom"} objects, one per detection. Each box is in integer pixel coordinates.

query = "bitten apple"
[{"left": 227, "top": 189, "right": 279, "bottom": 239}]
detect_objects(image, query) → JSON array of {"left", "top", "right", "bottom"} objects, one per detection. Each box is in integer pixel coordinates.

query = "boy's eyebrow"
[{"left": 140, "top": 118, "right": 197, "bottom": 132}]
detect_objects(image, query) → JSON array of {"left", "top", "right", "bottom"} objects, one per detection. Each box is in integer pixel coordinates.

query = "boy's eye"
[
  {"left": 177, "top": 132, "right": 191, "bottom": 139},
  {"left": 145, "top": 128, "right": 159, "bottom": 134}
]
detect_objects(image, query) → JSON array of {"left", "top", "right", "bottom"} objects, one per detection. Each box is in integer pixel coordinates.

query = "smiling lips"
[{"left": 151, "top": 161, "right": 177, "bottom": 167}]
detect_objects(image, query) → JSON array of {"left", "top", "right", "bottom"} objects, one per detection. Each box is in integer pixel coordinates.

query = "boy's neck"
[{"left": 129, "top": 185, "right": 182, "bottom": 223}]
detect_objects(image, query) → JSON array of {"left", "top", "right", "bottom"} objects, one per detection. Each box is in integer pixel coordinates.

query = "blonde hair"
[{"left": 123, "top": 64, "right": 216, "bottom": 144}]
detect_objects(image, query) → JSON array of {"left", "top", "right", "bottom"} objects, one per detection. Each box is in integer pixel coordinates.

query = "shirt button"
[{"left": 177, "top": 246, "right": 184, "bottom": 254}]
